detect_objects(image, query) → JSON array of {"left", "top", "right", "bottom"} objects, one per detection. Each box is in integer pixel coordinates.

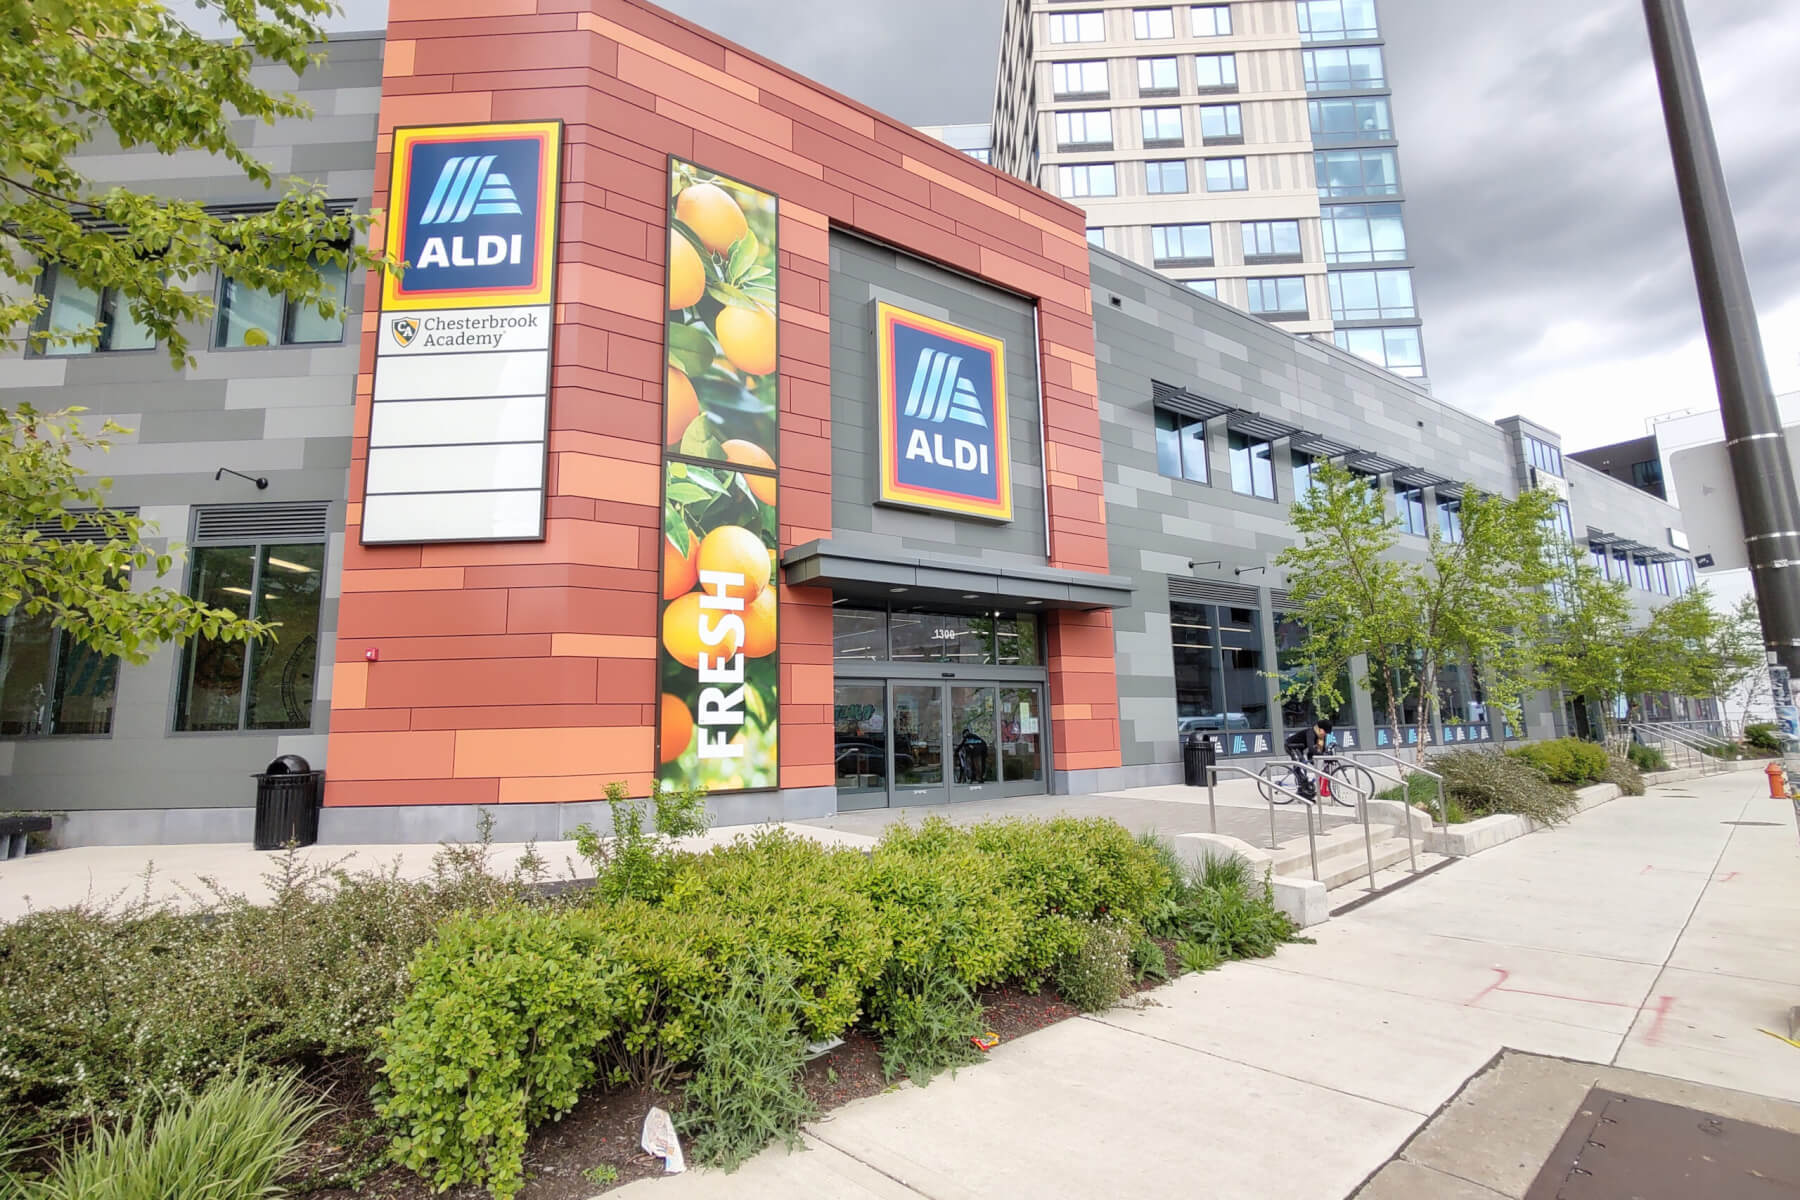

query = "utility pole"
[{"left": 1642, "top": 0, "right": 1800, "bottom": 708}]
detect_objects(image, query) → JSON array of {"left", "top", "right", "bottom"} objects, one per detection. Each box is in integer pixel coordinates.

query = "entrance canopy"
[{"left": 783, "top": 536, "right": 1134, "bottom": 611}]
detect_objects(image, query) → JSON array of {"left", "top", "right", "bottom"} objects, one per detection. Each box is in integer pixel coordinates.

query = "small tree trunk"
[{"left": 1417, "top": 662, "right": 1438, "bottom": 765}]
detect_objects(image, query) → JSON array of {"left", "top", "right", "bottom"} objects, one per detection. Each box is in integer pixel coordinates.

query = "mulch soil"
[{"left": 287, "top": 977, "right": 1101, "bottom": 1197}]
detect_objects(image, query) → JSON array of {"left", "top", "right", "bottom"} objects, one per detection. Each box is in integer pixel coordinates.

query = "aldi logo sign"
[
  {"left": 875, "top": 302, "right": 1013, "bottom": 521},
  {"left": 381, "top": 121, "right": 562, "bottom": 311}
]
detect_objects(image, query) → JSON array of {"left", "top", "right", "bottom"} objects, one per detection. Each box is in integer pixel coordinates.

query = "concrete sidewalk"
[{"left": 616, "top": 770, "right": 1800, "bottom": 1199}]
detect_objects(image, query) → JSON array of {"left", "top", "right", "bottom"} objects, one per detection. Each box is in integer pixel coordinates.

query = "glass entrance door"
[
  {"left": 998, "top": 685, "right": 1045, "bottom": 796},
  {"left": 834, "top": 680, "right": 889, "bottom": 812},
  {"left": 840, "top": 680, "right": 1047, "bottom": 809},
  {"left": 891, "top": 684, "right": 945, "bottom": 805},
  {"left": 950, "top": 685, "right": 998, "bottom": 801}
]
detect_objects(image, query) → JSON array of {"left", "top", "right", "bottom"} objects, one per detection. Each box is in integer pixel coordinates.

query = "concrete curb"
[
  {"left": 1170, "top": 832, "right": 1329, "bottom": 928},
  {"left": 1423, "top": 783, "right": 1622, "bottom": 857}
]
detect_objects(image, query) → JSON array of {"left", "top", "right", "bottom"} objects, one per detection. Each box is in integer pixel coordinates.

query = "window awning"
[
  {"left": 1343, "top": 450, "right": 1407, "bottom": 476},
  {"left": 1586, "top": 528, "right": 1623, "bottom": 547},
  {"left": 782, "top": 537, "right": 1135, "bottom": 611},
  {"left": 1225, "top": 410, "right": 1301, "bottom": 442},
  {"left": 1392, "top": 466, "right": 1450, "bottom": 490},
  {"left": 1151, "top": 380, "right": 1234, "bottom": 422},
  {"left": 1288, "top": 429, "right": 1359, "bottom": 459}
]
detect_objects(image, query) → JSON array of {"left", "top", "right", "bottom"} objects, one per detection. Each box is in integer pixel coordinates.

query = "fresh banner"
[{"left": 658, "top": 159, "right": 779, "bottom": 793}]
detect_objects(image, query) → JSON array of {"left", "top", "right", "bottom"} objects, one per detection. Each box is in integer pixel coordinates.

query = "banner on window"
[{"left": 657, "top": 160, "right": 779, "bottom": 793}]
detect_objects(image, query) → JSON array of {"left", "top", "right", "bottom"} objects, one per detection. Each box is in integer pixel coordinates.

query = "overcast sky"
[{"left": 323, "top": 0, "right": 1799, "bottom": 452}]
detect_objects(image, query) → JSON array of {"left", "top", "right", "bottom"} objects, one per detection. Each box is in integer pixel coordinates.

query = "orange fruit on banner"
[
  {"left": 661, "top": 590, "right": 741, "bottom": 669},
  {"left": 696, "top": 523, "right": 772, "bottom": 602},
  {"left": 669, "top": 231, "right": 706, "bottom": 310},
  {"left": 721, "top": 440, "right": 777, "bottom": 504},
  {"left": 715, "top": 305, "right": 777, "bottom": 377},
  {"left": 675, "top": 182, "right": 749, "bottom": 255},
  {"left": 667, "top": 365, "right": 700, "bottom": 445},
  {"left": 660, "top": 692, "right": 695, "bottom": 765},
  {"left": 741, "top": 585, "right": 778, "bottom": 658}
]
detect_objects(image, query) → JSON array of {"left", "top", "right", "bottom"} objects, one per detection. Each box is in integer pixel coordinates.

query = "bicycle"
[{"left": 1256, "top": 743, "right": 1375, "bottom": 809}]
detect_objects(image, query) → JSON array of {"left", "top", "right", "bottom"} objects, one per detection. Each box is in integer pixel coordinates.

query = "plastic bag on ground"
[{"left": 641, "top": 1105, "right": 687, "bottom": 1174}]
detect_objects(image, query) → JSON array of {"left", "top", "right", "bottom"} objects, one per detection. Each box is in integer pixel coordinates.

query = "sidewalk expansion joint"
[{"left": 1329, "top": 855, "right": 1458, "bottom": 917}]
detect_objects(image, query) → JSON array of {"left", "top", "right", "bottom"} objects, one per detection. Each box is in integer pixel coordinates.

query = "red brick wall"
[{"left": 326, "top": 0, "right": 1121, "bottom": 807}]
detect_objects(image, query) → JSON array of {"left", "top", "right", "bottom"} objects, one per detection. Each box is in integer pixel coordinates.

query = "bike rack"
[
  {"left": 1353, "top": 748, "right": 1447, "bottom": 839},
  {"left": 1207, "top": 763, "right": 1322, "bottom": 883}
]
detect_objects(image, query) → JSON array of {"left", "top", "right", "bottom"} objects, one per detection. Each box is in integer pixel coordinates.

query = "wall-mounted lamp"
[
  {"left": 1187, "top": 560, "right": 1223, "bottom": 570},
  {"left": 215, "top": 467, "right": 268, "bottom": 490},
  {"left": 1234, "top": 565, "right": 1268, "bottom": 577}
]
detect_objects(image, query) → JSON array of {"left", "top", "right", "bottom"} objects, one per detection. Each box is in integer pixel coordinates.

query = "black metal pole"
[{"left": 1642, "top": 0, "right": 1800, "bottom": 692}]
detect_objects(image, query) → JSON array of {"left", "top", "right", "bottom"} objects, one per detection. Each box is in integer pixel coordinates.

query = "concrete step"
[
  {"left": 1278, "top": 832, "right": 1424, "bottom": 891},
  {"left": 1326, "top": 850, "right": 1456, "bottom": 907},
  {"left": 1269, "top": 818, "right": 1404, "bottom": 877}
]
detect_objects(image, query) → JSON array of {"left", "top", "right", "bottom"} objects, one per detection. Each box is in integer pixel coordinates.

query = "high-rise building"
[
  {"left": 915, "top": 122, "right": 996, "bottom": 164},
  {"left": 989, "top": 0, "right": 1427, "bottom": 382}
]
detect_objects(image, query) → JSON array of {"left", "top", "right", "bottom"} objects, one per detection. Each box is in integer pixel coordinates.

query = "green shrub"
[
  {"left": 1604, "top": 753, "right": 1646, "bottom": 797},
  {"left": 1176, "top": 940, "right": 1222, "bottom": 974},
  {"left": 1054, "top": 919, "right": 1134, "bottom": 1013},
  {"left": 864, "top": 818, "right": 1028, "bottom": 992},
  {"left": 868, "top": 956, "right": 986, "bottom": 1086},
  {"left": 1626, "top": 741, "right": 1669, "bottom": 772},
  {"left": 1145, "top": 850, "right": 1298, "bottom": 964},
  {"left": 1745, "top": 723, "right": 1784, "bottom": 753},
  {"left": 581, "top": 900, "right": 732, "bottom": 1089},
  {"left": 1437, "top": 749, "right": 1579, "bottom": 825},
  {"left": 376, "top": 906, "right": 631, "bottom": 1200},
  {"left": 572, "top": 781, "right": 710, "bottom": 904},
  {"left": 1377, "top": 771, "right": 1442, "bottom": 815},
  {"left": 1130, "top": 935, "right": 1169, "bottom": 983},
  {"left": 13, "top": 1069, "right": 320, "bottom": 1200},
  {"left": 1509, "top": 738, "right": 1609, "bottom": 785},
  {"left": 662, "top": 827, "right": 886, "bottom": 1042},
  {"left": 678, "top": 958, "right": 817, "bottom": 1173}
]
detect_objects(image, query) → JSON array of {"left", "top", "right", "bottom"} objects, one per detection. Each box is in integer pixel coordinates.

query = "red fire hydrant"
[{"left": 1766, "top": 760, "right": 1786, "bottom": 798}]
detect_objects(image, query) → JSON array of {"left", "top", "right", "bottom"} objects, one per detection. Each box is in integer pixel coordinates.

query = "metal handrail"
[
  {"left": 1633, "top": 721, "right": 1727, "bottom": 774},
  {"left": 1284, "top": 759, "right": 1383, "bottom": 892},
  {"left": 1353, "top": 749, "right": 1448, "bottom": 831},
  {"left": 1641, "top": 720, "right": 1733, "bottom": 752},
  {"left": 1207, "top": 763, "right": 1321, "bottom": 883}
]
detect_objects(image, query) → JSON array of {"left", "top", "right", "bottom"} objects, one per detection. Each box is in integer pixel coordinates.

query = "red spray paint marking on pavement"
[
  {"left": 1642, "top": 995, "right": 1677, "bottom": 1046},
  {"left": 1464, "top": 967, "right": 1636, "bottom": 1010},
  {"left": 1715, "top": 871, "right": 1741, "bottom": 882}
]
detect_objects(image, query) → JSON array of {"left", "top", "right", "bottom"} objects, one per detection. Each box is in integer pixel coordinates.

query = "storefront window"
[
  {"left": 995, "top": 614, "right": 1041, "bottom": 666},
  {"left": 833, "top": 607, "right": 887, "bottom": 660},
  {"left": 890, "top": 610, "right": 993, "bottom": 664},
  {"left": 175, "top": 542, "right": 324, "bottom": 731},
  {"left": 836, "top": 608, "right": 1041, "bottom": 666},
  {"left": 1172, "top": 601, "right": 1271, "bottom": 754},
  {"left": 1274, "top": 612, "right": 1351, "bottom": 734},
  {"left": 0, "top": 609, "right": 120, "bottom": 737}
]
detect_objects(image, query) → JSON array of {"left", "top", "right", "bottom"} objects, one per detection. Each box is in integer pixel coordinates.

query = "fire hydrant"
[{"left": 1766, "top": 760, "right": 1787, "bottom": 798}]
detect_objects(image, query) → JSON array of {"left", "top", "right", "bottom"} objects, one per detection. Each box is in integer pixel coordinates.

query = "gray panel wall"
[
  {"left": 0, "top": 37, "right": 382, "bottom": 829},
  {"left": 827, "top": 233, "right": 1050, "bottom": 571}
]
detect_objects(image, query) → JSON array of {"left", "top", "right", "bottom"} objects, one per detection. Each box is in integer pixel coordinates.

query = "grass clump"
[
  {"left": 1744, "top": 723, "right": 1784, "bottom": 754},
  {"left": 1626, "top": 741, "right": 1670, "bottom": 772},
  {"left": 868, "top": 957, "right": 986, "bottom": 1086},
  {"left": 1604, "top": 753, "right": 1646, "bottom": 797},
  {"left": 678, "top": 958, "right": 817, "bottom": 1172},
  {"left": 1436, "top": 750, "right": 1579, "bottom": 825}
]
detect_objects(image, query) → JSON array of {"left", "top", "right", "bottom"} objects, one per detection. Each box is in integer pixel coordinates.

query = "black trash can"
[
  {"left": 1182, "top": 734, "right": 1218, "bottom": 787},
  {"left": 253, "top": 754, "right": 324, "bottom": 850}
]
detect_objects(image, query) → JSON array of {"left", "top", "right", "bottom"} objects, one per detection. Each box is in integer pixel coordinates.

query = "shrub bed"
[
  {"left": 1435, "top": 749, "right": 1579, "bottom": 826},
  {"left": 1507, "top": 738, "right": 1609, "bottom": 786}
]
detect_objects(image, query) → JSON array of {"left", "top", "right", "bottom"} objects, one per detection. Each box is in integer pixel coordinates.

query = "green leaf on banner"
[
  {"left": 726, "top": 229, "right": 760, "bottom": 284},
  {"left": 667, "top": 322, "right": 716, "bottom": 377},
  {"left": 666, "top": 481, "right": 713, "bottom": 504},
  {"left": 665, "top": 505, "right": 690, "bottom": 555}
]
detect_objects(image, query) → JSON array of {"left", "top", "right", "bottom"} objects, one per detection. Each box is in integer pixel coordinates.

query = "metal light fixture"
[
  {"left": 1187, "top": 559, "right": 1222, "bottom": 570},
  {"left": 215, "top": 467, "right": 268, "bottom": 490}
]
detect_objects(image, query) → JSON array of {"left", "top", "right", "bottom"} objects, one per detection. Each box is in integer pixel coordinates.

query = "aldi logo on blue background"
[
  {"left": 876, "top": 302, "right": 1013, "bottom": 521},
  {"left": 382, "top": 121, "right": 562, "bottom": 312}
]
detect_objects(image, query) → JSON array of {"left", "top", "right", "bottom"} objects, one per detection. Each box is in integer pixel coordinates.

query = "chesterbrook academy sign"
[{"left": 361, "top": 120, "right": 564, "bottom": 545}]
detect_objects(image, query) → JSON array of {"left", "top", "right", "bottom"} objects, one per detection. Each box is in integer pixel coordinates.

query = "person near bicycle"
[{"left": 1282, "top": 718, "right": 1333, "bottom": 799}]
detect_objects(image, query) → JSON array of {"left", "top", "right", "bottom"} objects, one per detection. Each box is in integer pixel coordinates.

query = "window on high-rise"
[
  {"left": 1654, "top": 562, "right": 1671, "bottom": 595},
  {"left": 1242, "top": 220, "right": 1302, "bottom": 262},
  {"left": 1152, "top": 223, "right": 1214, "bottom": 266},
  {"left": 216, "top": 252, "right": 349, "bottom": 348},
  {"left": 0, "top": 608, "right": 120, "bottom": 737},
  {"left": 175, "top": 541, "right": 325, "bottom": 731},
  {"left": 1327, "top": 269, "right": 1415, "bottom": 321},
  {"left": 1133, "top": 8, "right": 1175, "bottom": 38},
  {"left": 1321, "top": 203, "right": 1406, "bottom": 263},
  {"left": 1395, "top": 484, "right": 1427, "bottom": 535},
  {"left": 1437, "top": 497, "right": 1463, "bottom": 543},
  {"left": 1332, "top": 327, "right": 1424, "bottom": 378},
  {"left": 32, "top": 265, "right": 156, "bottom": 356},
  {"left": 1229, "top": 431, "right": 1277, "bottom": 499},
  {"left": 1204, "top": 156, "right": 1249, "bottom": 191},
  {"left": 1632, "top": 555, "right": 1651, "bottom": 590},
  {"left": 1199, "top": 103, "right": 1243, "bottom": 144},
  {"left": 1589, "top": 543, "right": 1610, "bottom": 576},
  {"left": 1052, "top": 60, "right": 1110, "bottom": 99},
  {"left": 1058, "top": 163, "right": 1117, "bottom": 197},
  {"left": 1141, "top": 106, "right": 1185, "bottom": 146},
  {"left": 1191, "top": 4, "right": 1232, "bottom": 35},
  {"left": 1613, "top": 548, "right": 1630, "bottom": 581},
  {"left": 1247, "top": 276, "right": 1308, "bottom": 319},
  {"left": 1155, "top": 408, "right": 1209, "bottom": 483},
  {"left": 1315, "top": 148, "right": 1399, "bottom": 197},
  {"left": 1292, "top": 451, "right": 1318, "bottom": 497},
  {"left": 1186, "top": 279, "right": 1219, "bottom": 299},
  {"left": 1524, "top": 434, "right": 1563, "bottom": 477},
  {"left": 1308, "top": 96, "right": 1393, "bottom": 144},
  {"left": 1138, "top": 57, "right": 1180, "bottom": 96},
  {"left": 1087, "top": 227, "right": 1108, "bottom": 248},
  {"left": 1146, "top": 159, "right": 1189, "bottom": 194},
  {"left": 1049, "top": 11, "right": 1106, "bottom": 43},
  {"left": 1195, "top": 53, "right": 1238, "bottom": 91},
  {"left": 1297, "top": 0, "right": 1379, "bottom": 43},
  {"left": 1302, "top": 46, "right": 1386, "bottom": 91},
  {"left": 1055, "top": 110, "right": 1114, "bottom": 149}
]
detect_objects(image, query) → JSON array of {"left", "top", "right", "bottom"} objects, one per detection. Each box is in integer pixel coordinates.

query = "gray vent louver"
[{"left": 193, "top": 502, "right": 331, "bottom": 545}]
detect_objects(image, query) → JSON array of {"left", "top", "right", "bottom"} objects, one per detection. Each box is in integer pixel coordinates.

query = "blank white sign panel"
[
  {"left": 361, "top": 490, "right": 544, "bottom": 543},
  {"left": 365, "top": 443, "right": 546, "bottom": 495},
  {"left": 372, "top": 350, "right": 549, "bottom": 403},
  {"left": 369, "top": 395, "right": 548, "bottom": 448}
]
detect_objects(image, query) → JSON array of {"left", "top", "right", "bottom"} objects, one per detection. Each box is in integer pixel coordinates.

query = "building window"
[
  {"left": 1308, "top": 96, "right": 1393, "bottom": 144},
  {"left": 1146, "top": 159, "right": 1190, "bottom": 194},
  {"left": 1297, "top": 0, "right": 1379, "bottom": 41},
  {"left": 1613, "top": 548, "right": 1630, "bottom": 581},
  {"left": 1199, "top": 103, "right": 1243, "bottom": 144},
  {"left": 1438, "top": 497, "right": 1463, "bottom": 543},
  {"left": 1653, "top": 562, "right": 1671, "bottom": 595},
  {"left": 1328, "top": 269, "right": 1415, "bottom": 321},
  {"left": 1173, "top": 602, "right": 1271, "bottom": 748},
  {"left": 1192, "top": 4, "right": 1233, "bottom": 35},
  {"left": 1195, "top": 53, "right": 1238, "bottom": 91},
  {"left": 1589, "top": 544, "right": 1609, "bottom": 576},
  {"left": 1141, "top": 106, "right": 1185, "bottom": 147},
  {"left": 1133, "top": 7, "right": 1175, "bottom": 38},
  {"left": 1049, "top": 11, "right": 1106, "bottom": 43},
  {"left": 1525, "top": 434, "right": 1563, "bottom": 477},
  {"left": 1186, "top": 279, "right": 1219, "bottom": 299},
  {"left": 1276, "top": 613, "right": 1354, "bottom": 732},
  {"left": 1153, "top": 223, "right": 1214, "bottom": 266},
  {"left": 0, "top": 610, "right": 120, "bottom": 737},
  {"left": 1395, "top": 484, "right": 1427, "bottom": 535},
  {"left": 1204, "top": 156, "right": 1249, "bottom": 192},
  {"left": 1321, "top": 202, "right": 1406, "bottom": 263},
  {"left": 1315, "top": 148, "right": 1399, "bottom": 197},
  {"left": 1087, "top": 227, "right": 1108, "bottom": 248},
  {"left": 1292, "top": 450, "right": 1318, "bottom": 497},
  {"left": 1052, "top": 60, "right": 1110, "bottom": 98},
  {"left": 1242, "top": 219, "right": 1302, "bottom": 263},
  {"left": 1630, "top": 458, "right": 1665, "bottom": 492},
  {"left": 1138, "top": 56, "right": 1181, "bottom": 96},
  {"left": 1055, "top": 110, "right": 1114, "bottom": 149},
  {"left": 1302, "top": 46, "right": 1386, "bottom": 91},
  {"left": 1552, "top": 500, "right": 1574, "bottom": 542},
  {"left": 1332, "top": 326, "right": 1423, "bottom": 378},
  {"left": 33, "top": 265, "right": 156, "bottom": 356},
  {"left": 1229, "top": 431, "right": 1276, "bottom": 499},
  {"left": 833, "top": 607, "right": 887, "bottom": 660},
  {"left": 1631, "top": 555, "right": 1651, "bottom": 590},
  {"left": 1058, "top": 163, "right": 1118, "bottom": 197},
  {"left": 215, "top": 254, "right": 349, "bottom": 348},
  {"left": 175, "top": 541, "right": 325, "bottom": 731},
  {"left": 965, "top": 147, "right": 991, "bottom": 164},
  {"left": 1154, "top": 408, "right": 1209, "bottom": 483},
  {"left": 1247, "top": 276, "right": 1308, "bottom": 320}
]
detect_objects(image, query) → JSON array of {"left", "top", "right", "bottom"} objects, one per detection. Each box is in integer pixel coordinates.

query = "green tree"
[
  {"left": 0, "top": 0, "right": 390, "bottom": 658},
  {"left": 1712, "top": 594, "right": 1768, "bottom": 727},
  {"left": 1277, "top": 460, "right": 1556, "bottom": 756},
  {"left": 1541, "top": 559, "right": 1635, "bottom": 724}
]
